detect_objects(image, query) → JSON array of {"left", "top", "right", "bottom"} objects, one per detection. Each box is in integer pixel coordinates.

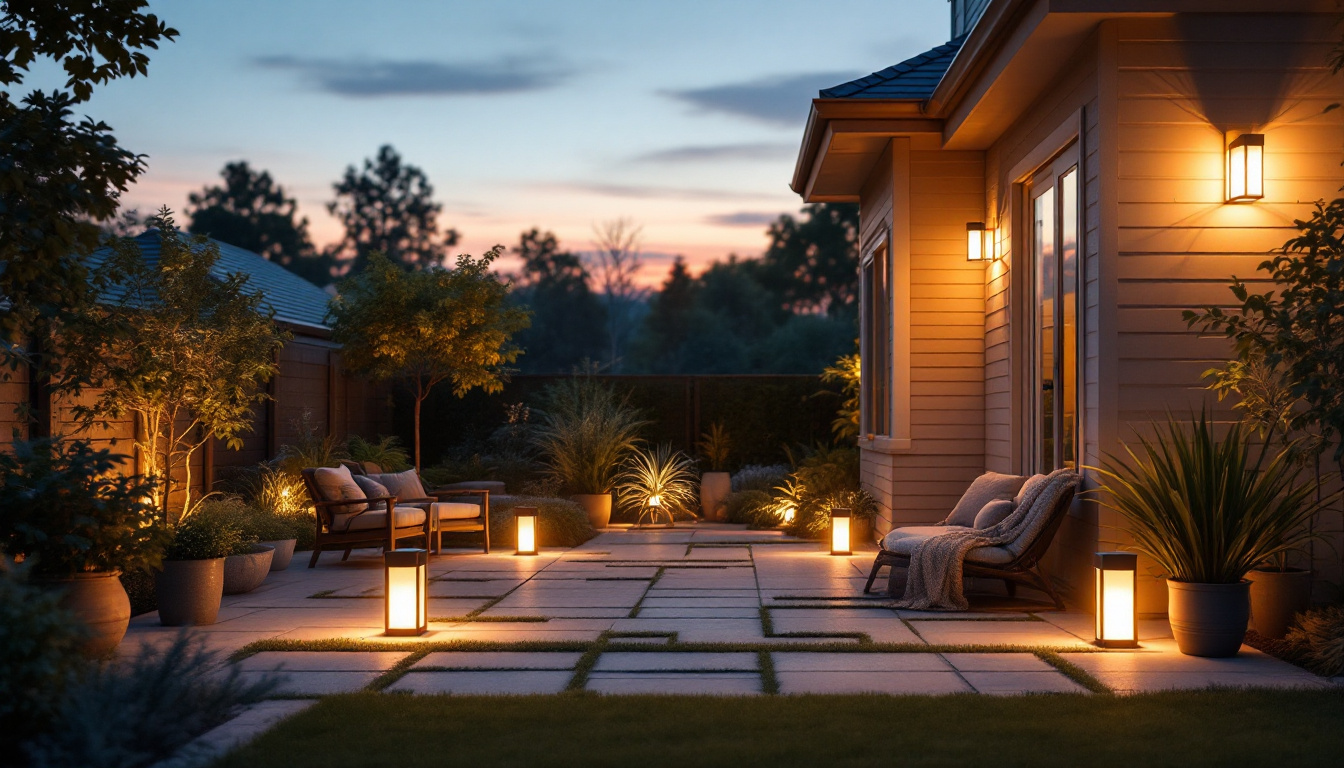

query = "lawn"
[{"left": 218, "top": 689, "right": 1344, "bottom": 768}]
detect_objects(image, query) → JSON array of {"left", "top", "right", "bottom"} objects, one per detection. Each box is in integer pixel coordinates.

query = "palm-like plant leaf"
[{"left": 615, "top": 444, "right": 699, "bottom": 525}]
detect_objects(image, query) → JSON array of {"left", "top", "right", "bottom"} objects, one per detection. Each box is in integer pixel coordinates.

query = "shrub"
[
  {"left": 615, "top": 444, "right": 699, "bottom": 525},
  {"left": 193, "top": 497, "right": 294, "bottom": 544},
  {"left": 723, "top": 489, "right": 772, "bottom": 526},
  {"left": 0, "top": 438, "right": 167, "bottom": 577},
  {"left": 696, "top": 421, "right": 732, "bottom": 472},
  {"left": 532, "top": 376, "right": 648, "bottom": 495},
  {"left": 22, "top": 634, "right": 276, "bottom": 768},
  {"left": 490, "top": 496, "right": 597, "bottom": 549},
  {"left": 275, "top": 409, "right": 346, "bottom": 475},
  {"left": 1283, "top": 605, "right": 1344, "bottom": 677},
  {"left": 221, "top": 465, "right": 315, "bottom": 550},
  {"left": 346, "top": 434, "right": 411, "bottom": 472},
  {"left": 732, "top": 464, "right": 789, "bottom": 493},
  {"left": 763, "top": 446, "right": 876, "bottom": 539},
  {"left": 0, "top": 558, "right": 87, "bottom": 742},
  {"left": 166, "top": 513, "right": 248, "bottom": 561}
]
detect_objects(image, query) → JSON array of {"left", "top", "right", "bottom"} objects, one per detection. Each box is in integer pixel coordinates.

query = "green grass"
[{"left": 216, "top": 689, "right": 1344, "bottom": 768}]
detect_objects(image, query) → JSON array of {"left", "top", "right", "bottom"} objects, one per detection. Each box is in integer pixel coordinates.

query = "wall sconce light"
[
  {"left": 967, "top": 222, "right": 996, "bottom": 262},
  {"left": 1094, "top": 552, "right": 1139, "bottom": 648},
  {"left": 830, "top": 507, "right": 851, "bottom": 556},
  {"left": 1227, "top": 133, "right": 1264, "bottom": 202},
  {"left": 384, "top": 548, "right": 428, "bottom": 636},
  {"left": 515, "top": 506, "right": 538, "bottom": 556}
]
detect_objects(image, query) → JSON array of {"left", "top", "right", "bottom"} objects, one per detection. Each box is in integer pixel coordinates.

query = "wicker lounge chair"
[
  {"left": 300, "top": 467, "right": 432, "bottom": 568},
  {"left": 862, "top": 480, "right": 1077, "bottom": 609}
]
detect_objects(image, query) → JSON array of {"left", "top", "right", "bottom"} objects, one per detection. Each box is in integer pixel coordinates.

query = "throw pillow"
[
  {"left": 1013, "top": 473, "right": 1050, "bottom": 508},
  {"left": 353, "top": 475, "right": 390, "bottom": 499},
  {"left": 973, "top": 498, "right": 1015, "bottom": 529},
  {"left": 377, "top": 469, "right": 428, "bottom": 502},
  {"left": 312, "top": 465, "right": 369, "bottom": 520},
  {"left": 945, "top": 472, "right": 1026, "bottom": 527}
]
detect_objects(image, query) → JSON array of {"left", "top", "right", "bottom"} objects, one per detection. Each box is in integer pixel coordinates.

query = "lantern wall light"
[
  {"left": 830, "top": 507, "right": 852, "bottom": 556},
  {"left": 966, "top": 222, "right": 996, "bottom": 262},
  {"left": 1226, "top": 132, "right": 1264, "bottom": 202},
  {"left": 515, "top": 506, "right": 538, "bottom": 556},
  {"left": 384, "top": 548, "right": 428, "bottom": 636},
  {"left": 1094, "top": 551, "right": 1139, "bottom": 648}
]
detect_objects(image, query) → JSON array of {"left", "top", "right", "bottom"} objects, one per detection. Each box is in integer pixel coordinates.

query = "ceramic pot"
[
  {"left": 573, "top": 493, "right": 612, "bottom": 529},
  {"left": 260, "top": 538, "right": 297, "bottom": 572},
  {"left": 700, "top": 472, "right": 732, "bottom": 521},
  {"left": 223, "top": 544, "right": 275, "bottom": 595},
  {"left": 1247, "top": 567, "right": 1313, "bottom": 640},
  {"left": 156, "top": 558, "right": 225, "bottom": 626},
  {"left": 38, "top": 571, "right": 131, "bottom": 656},
  {"left": 1167, "top": 579, "right": 1250, "bottom": 657}
]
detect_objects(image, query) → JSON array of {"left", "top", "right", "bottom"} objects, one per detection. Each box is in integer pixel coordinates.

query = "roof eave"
[{"left": 790, "top": 98, "right": 935, "bottom": 198}]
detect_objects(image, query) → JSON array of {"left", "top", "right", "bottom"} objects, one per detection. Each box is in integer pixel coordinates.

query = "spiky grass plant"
[
  {"left": 1283, "top": 605, "right": 1344, "bottom": 677},
  {"left": 1092, "top": 412, "right": 1334, "bottom": 584},
  {"left": 346, "top": 434, "right": 411, "bottom": 472},
  {"left": 696, "top": 422, "right": 732, "bottom": 472},
  {"left": 532, "top": 378, "right": 647, "bottom": 495},
  {"left": 616, "top": 444, "right": 699, "bottom": 526}
]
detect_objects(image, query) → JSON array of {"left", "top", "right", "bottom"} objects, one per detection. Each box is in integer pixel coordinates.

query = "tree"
[
  {"left": 0, "top": 1, "right": 176, "bottom": 379},
  {"left": 187, "top": 161, "right": 337, "bottom": 285},
  {"left": 758, "top": 203, "right": 860, "bottom": 316},
  {"left": 326, "top": 145, "right": 459, "bottom": 274},
  {"left": 510, "top": 228, "right": 606, "bottom": 373},
  {"left": 329, "top": 250, "right": 530, "bottom": 470},
  {"left": 589, "top": 218, "right": 647, "bottom": 370},
  {"left": 634, "top": 257, "right": 697, "bottom": 372},
  {"left": 63, "top": 210, "right": 289, "bottom": 522}
]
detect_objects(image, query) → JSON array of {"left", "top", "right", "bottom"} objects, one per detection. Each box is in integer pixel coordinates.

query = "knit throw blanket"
[{"left": 892, "top": 469, "right": 1080, "bottom": 610}]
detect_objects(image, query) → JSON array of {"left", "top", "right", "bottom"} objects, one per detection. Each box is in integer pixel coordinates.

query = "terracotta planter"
[
  {"left": 574, "top": 493, "right": 612, "bottom": 529},
  {"left": 1248, "top": 567, "right": 1313, "bottom": 640},
  {"left": 700, "top": 472, "right": 732, "bottom": 521},
  {"left": 1167, "top": 579, "right": 1250, "bottom": 658},
  {"left": 156, "top": 558, "right": 225, "bottom": 626},
  {"left": 38, "top": 571, "right": 131, "bottom": 657},
  {"left": 261, "top": 538, "right": 297, "bottom": 572},
  {"left": 223, "top": 544, "right": 275, "bottom": 595}
]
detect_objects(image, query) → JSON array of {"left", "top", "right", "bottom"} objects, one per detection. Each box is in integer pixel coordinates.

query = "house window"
[
  {"left": 1029, "top": 158, "right": 1080, "bottom": 472},
  {"left": 861, "top": 241, "right": 891, "bottom": 437}
]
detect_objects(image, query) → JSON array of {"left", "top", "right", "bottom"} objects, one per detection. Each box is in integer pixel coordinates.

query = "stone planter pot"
[
  {"left": 223, "top": 544, "right": 275, "bottom": 595},
  {"left": 37, "top": 571, "right": 131, "bottom": 657},
  {"left": 700, "top": 472, "right": 732, "bottom": 521},
  {"left": 260, "top": 538, "right": 297, "bottom": 572},
  {"left": 574, "top": 493, "right": 612, "bottom": 529},
  {"left": 156, "top": 558, "right": 225, "bottom": 626},
  {"left": 1167, "top": 579, "right": 1250, "bottom": 658},
  {"left": 1247, "top": 567, "right": 1313, "bottom": 640}
]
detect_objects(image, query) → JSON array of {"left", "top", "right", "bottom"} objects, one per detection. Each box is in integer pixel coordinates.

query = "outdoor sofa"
[{"left": 340, "top": 461, "right": 491, "bottom": 555}]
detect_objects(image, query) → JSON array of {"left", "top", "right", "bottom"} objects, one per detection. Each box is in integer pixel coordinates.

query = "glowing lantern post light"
[
  {"left": 515, "top": 506, "right": 538, "bottom": 556},
  {"left": 830, "top": 508, "right": 852, "bottom": 556},
  {"left": 384, "top": 548, "right": 428, "bottom": 637},
  {"left": 1094, "top": 552, "right": 1139, "bottom": 648},
  {"left": 1227, "top": 133, "right": 1264, "bottom": 202}
]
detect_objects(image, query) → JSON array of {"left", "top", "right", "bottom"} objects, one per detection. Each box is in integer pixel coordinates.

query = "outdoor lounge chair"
[
  {"left": 339, "top": 463, "right": 490, "bottom": 555},
  {"left": 862, "top": 477, "right": 1078, "bottom": 609},
  {"left": 300, "top": 467, "right": 432, "bottom": 568}
]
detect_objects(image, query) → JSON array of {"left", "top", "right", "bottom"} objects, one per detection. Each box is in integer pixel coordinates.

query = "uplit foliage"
[
  {"left": 696, "top": 421, "right": 732, "bottom": 472},
  {"left": 532, "top": 376, "right": 647, "bottom": 496},
  {"left": 615, "top": 443, "right": 699, "bottom": 525},
  {"left": 820, "top": 349, "right": 860, "bottom": 442},
  {"left": 346, "top": 434, "right": 411, "bottom": 472},
  {"left": 329, "top": 249, "right": 530, "bottom": 470},
  {"left": 64, "top": 210, "right": 289, "bottom": 522}
]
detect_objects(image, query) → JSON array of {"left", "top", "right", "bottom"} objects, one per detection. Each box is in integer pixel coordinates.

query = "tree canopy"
[
  {"left": 510, "top": 229, "right": 607, "bottom": 373},
  {"left": 326, "top": 145, "right": 460, "bottom": 274}
]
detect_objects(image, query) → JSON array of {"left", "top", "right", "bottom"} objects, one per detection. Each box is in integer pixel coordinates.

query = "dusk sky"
[{"left": 48, "top": 0, "right": 950, "bottom": 282}]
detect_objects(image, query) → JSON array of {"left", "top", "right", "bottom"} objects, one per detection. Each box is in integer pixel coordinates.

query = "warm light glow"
[
  {"left": 1094, "top": 552, "right": 1138, "bottom": 648},
  {"left": 782, "top": 504, "right": 796, "bottom": 524},
  {"left": 280, "top": 487, "right": 291, "bottom": 498},
  {"left": 830, "top": 508, "right": 851, "bottom": 556},
  {"left": 1227, "top": 133, "right": 1264, "bottom": 202},
  {"left": 966, "top": 222, "right": 986, "bottom": 261},
  {"left": 648, "top": 494, "right": 662, "bottom": 507},
  {"left": 385, "top": 549, "right": 428, "bottom": 636},
  {"left": 515, "top": 507, "right": 537, "bottom": 556}
]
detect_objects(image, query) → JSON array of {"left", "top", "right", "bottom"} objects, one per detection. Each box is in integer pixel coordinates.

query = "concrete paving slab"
[
  {"left": 636, "top": 607, "right": 762, "bottom": 619},
  {"left": 242, "top": 670, "right": 383, "bottom": 696},
  {"left": 777, "top": 671, "right": 970, "bottom": 695},
  {"left": 771, "top": 653, "right": 951, "bottom": 672},
  {"left": 388, "top": 670, "right": 572, "bottom": 695},
  {"left": 961, "top": 671, "right": 1089, "bottom": 695},
  {"left": 586, "top": 673, "right": 761, "bottom": 695},
  {"left": 481, "top": 606, "right": 632, "bottom": 618},
  {"left": 910, "top": 621, "right": 1090, "bottom": 647},
  {"left": 414, "top": 652, "right": 583, "bottom": 670},
  {"left": 609, "top": 618, "right": 767, "bottom": 643},
  {"left": 640, "top": 598, "right": 761, "bottom": 608},
  {"left": 942, "top": 653, "right": 1054, "bottom": 672},
  {"left": 238, "top": 651, "right": 408, "bottom": 672},
  {"left": 594, "top": 652, "right": 758, "bottom": 672},
  {"left": 771, "top": 616, "right": 922, "bottom": 643}
]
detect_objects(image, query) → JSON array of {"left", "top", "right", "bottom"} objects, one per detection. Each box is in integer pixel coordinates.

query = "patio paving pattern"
[{"left": 121, "top": 524, "right": 1334, "bottom": 699}]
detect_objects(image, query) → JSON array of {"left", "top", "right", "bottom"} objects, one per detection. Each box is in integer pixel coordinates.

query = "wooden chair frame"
[
  {"left": 301, "top": 468, "right": 432, "bottom": 568},
  {"left": 398, "top": 490, "right": 490, "bottom": 554}
]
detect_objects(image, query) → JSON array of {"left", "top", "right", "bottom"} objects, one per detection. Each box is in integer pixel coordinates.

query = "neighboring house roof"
[
  {"left": 87, "top": 229, "right": 332, "bottom": 331},
  {"left": 819, "top": 37, "right": 965, "bottom": 100}
]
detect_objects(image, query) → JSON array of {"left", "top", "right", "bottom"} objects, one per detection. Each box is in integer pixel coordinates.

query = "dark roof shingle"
[{"left": 819, "top": 37, "right": 964, "bottom": 100}]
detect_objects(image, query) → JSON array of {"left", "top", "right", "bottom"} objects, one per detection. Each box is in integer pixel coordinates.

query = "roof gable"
[{"left": 819, "top": 37, "right": 964, "bottom": 100}]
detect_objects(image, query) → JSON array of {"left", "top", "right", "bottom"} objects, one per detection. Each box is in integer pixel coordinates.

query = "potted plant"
[
  {"left": 1094, "top": 413, "right": 1330, "bottom": 657},
  {"left": 245, "top": 464, "right": 309, "bottom": 571},
  {"left": 532, "top": 377, "right": 646, "bottom": 528},
  {"left": 696, "top": 422, "right": 732, "bottom": 521},
  {"left": 156, "top": 513, "right": 245, "bottom": 626},
  {"left": 616, "top": 444, "right": 699, "bottom": 527},
  {"left": 0, "top": 438, "right": 168, "bottom": 655}
]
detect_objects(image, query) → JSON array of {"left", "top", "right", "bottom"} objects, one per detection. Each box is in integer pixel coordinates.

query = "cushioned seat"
[
  {"left": 881, "top": 527, "right": 1014, "bottom": 565},
  {"left": 341, "top": 506, "right": 427, "bottom": 533},
  {"left": 432, "top": 501, "right": 481, "bottom": 520},
  {"left": 881, "top": 525, "right": 972, "bottom": 550}
]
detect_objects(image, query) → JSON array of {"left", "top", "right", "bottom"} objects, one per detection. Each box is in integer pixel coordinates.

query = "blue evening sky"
[{"left": 57, "top": 0, "right": 950, "bottom": 281}]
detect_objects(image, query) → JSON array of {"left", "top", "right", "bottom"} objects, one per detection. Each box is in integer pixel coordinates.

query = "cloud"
[
  {"left": 634, "top": 142, "right": 795, "bottom": 164},
  {"left": 663, "top": 71, "right": 862, "bottom": 126},
  {"left": 533, "top": 181, "right": 780, "bottom": 202},
  {"left": 255, "top": 54, "right": 570, "bottom": 97},
  {"left": 704, "top": 211, "right": 788, "bottom": 228}
]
